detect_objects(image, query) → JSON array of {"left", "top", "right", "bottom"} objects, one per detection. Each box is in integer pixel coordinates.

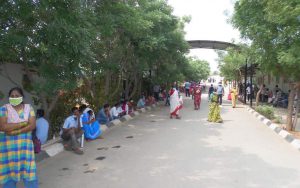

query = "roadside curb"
[
  {"left": 246, "top": 107, "right": 300, "bottom": 151},
  {"left": 37, "top": 103, "right": 161, "bottom": 162}
]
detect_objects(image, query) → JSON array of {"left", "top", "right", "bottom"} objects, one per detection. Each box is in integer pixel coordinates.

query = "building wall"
[
  {"left": 255, "top": 74, "right": 290, "bottom": 93},
  {"left": 0, "top": 63, "right": 34, "bottom": 107}
]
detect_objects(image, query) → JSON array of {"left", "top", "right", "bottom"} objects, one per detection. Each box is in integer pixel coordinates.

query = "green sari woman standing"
[{"left": 208, "top": 92, "right": 223, "bottom": 123}]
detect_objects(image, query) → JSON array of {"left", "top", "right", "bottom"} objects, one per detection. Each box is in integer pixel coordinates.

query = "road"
[{"left": 29, "top": 94, "right": 300, "bottom": 187}]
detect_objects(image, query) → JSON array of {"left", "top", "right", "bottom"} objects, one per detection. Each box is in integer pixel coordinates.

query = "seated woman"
[
  {"left": 80, "top": 105, "right": 101, "bottom": 140},
  {"left": 128, "top": 100, "right": 135, "bottom": 114},
  {"left": 121, "top": 100, "right": 129, "bottom": 115},
  {"left": 137, "top": 96, "right": 146, "bottom": 109}
]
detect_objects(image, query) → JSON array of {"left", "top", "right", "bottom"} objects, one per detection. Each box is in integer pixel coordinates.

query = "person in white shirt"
[
  {"left": 110, "top": 103, "right": 120, "bottom": 119},
  {"left": 35, "top": 109, "right": 49, "bottom": 145},
  {"left": 61, "top": 107, "right": 83, "bottom": 154}
]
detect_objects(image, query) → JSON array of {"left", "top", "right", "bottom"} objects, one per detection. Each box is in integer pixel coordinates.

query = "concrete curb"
[
  {"left": 37, "top": 103, "right": 161, "bottom": 162},
  {"left": 246, "top": 107, "right": 300, "bottom": 151}
]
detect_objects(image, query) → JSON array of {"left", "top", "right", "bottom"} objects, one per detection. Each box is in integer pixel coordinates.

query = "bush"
[
  {"left": 255, "top": 105, "right": 275, "bottom": 120},
  {"left": 273, "top": 116, "right": 283, "bottom": 124}
]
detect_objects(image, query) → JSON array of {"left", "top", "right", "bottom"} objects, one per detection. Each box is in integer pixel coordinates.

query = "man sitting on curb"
[
  {"left": 61, "top": 107, "right": 84, "bottom": 155},
  {"left": 96, "top": 104, "right": 112, "bottom": 125}
]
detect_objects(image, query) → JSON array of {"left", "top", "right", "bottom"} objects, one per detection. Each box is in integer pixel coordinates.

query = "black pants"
[
  {"left": 218, "top": 94, "right": 223, "bottom": 105},
  {"left": 185, "top": 89, "right": 190, "bottom": 97},
  {"left": 154, "top": 92, "right": 159, "bottom": 101}
]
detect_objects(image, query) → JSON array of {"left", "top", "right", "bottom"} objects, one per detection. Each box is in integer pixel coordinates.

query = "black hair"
[
  {"left": 8, "top": 87, "right": 24, "bottom": 97},
  {"left": 114, "top": 102, "right": 119, "bottom": 107},
  {"left": 104, "top": 103, "right": 110, "bottom": 108},
  {"left": 71, "top": 107, "right": 79, "bottom": 113},
  {"left": 37, "top": 109, "right": 45, "bottom": 118},
  {"left": 87, "top": 110, "right": 93, "bottom": 115},
  {"left": 79, "top": 104, "right": 87, "bottom": 112}
]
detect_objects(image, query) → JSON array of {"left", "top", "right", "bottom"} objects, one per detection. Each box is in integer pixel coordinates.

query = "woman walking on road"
[
  {"left": 230, "top": 86, "right": 238, "bottom": 108},
  {"left": 208, "top": 91, "right": 223, "bottom": 123},
  {"left": 193, "top": 84, "right": 202, "bottom": 110},
  {"left": 0, "top": 87, "right": 38, "bottom": 188},
  {"left": 169, "top": 83, "right": 182, "bottom": 119}
]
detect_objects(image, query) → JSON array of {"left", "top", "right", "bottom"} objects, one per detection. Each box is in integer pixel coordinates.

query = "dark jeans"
[
  {"left": 185, "top": 89, "right": 190, "bottom": 97},
  {"left": 154, "top": 92, "right": 159, "bottom": 101},
  {"left": 218, "top": 94, "right": 223, "bottom": 105},
  {"left": 62, "top": 128, "right": 83, "bottom": 149}
]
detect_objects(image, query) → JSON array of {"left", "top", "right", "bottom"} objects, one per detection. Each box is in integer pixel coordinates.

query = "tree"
[
  {"left": 184, "top": 57, "right": 210, "bottom": 81},
  {"left": 232, "top": 0, "right": 300, "bottom": 130}
]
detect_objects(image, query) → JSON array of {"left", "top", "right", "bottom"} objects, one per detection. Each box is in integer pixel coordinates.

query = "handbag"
[{"left": 32, "top": 130, "right": 41, "bottom": 153}]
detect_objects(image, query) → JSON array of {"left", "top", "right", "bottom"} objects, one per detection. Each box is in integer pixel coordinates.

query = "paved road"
[{"left": 29, "top": 94, "right": 300, "bottom": 187}]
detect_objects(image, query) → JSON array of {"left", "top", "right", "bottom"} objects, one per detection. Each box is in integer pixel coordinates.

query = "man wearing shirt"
[
  {"left": 184, "top": 81, "right": 191, "bottom": 97},
  {"left": 35, "top": 109, "right": 49, "bottom": 145},
  {"left": 61, "top": 107, "right": 83, "bottom": 154},
  {"left": 110, "top": 103, "right": 120, "bottom": 119}
]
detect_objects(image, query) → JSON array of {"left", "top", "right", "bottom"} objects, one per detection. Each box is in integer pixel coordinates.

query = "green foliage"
[
  {"left": 255, "top": 105, "right": 275, "bottom": 120},
  {"left": 184, "top": 57, "right": 210, "bottom": 81},
  {"left": 232, "top": 0, "right": 300, "bottom": 82},
  {"left": 0, "top": 0, "right": 190, "bottom": 134}
]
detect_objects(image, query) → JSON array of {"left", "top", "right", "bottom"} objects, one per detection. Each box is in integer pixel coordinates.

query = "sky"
[{"left": 167, "top": 0, "right": 241, "bottom": 72}]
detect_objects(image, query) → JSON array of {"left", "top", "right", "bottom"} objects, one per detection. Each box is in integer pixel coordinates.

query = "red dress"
[{"left": 194, "top": 87, "right": 201, "bottom": 109}]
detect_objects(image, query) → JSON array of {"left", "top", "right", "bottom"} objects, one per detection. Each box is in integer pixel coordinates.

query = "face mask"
[{"left": 9, "top": 97, "right": 23, "bottom": 106}]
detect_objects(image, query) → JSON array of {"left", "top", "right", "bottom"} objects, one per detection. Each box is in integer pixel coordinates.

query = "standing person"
[
  {"left": 216, "top": 82, "right": 224, "bottom": 105},
  {"left": 153, "top": 84, "right": 160, "bottom": 101},
  {"left": 193, "top": 84, "right": 202, "bottom": 110},
  {"left": 246, "top": 84, "right": 251, "bottom": 102},
  {"left": 184, "top": 81, "right": 191, "bottom": 97},
  {"left": 208, "top": 91, "right": 223, "bottom": 123},
  {"left": 35, "top": 109, "right": 49, "bottom": 144},
  {"left": 61, "top": 107, "right": 84, "bottom": 154},
  {"left": 169, "top": 83, "right": 181, "bottom": 119},
  {"left": 230, "top": 86, "right": 238, "bottom": 108},
  {"left": 0, "top": 87, "right": 38, "bottom": 188},
  {"left": 208, "top": 84, "right": 214, "bottom": 100}
]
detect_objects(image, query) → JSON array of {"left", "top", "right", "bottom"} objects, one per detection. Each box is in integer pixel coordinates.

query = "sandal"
[
  {"left": 64, "top": 144, "right": 72, "bottom": 151},
  {"left": 73, "top": 148, "right": 84, "bottom": 155}
]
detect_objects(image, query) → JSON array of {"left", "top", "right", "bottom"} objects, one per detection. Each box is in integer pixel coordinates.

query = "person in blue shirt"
[
  {"left": 35, "top": 109, "right": 49, "bottom": 145},
  {"left": 137, "top": 96, "right": 146, "bottom": 109},
  {"left": 96, "top": 104, "right": 112, "bottom": 125},
  {"left": 216, "top": 82, "right": 225, "bottom": 105},
  {"left": 184, "top": 81, "right": 191, "bottom": 97}
]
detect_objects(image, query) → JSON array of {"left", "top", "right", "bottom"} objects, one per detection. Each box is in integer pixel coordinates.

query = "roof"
[{"left": 187, "top": 40, "right": 239, "bottom": 50}]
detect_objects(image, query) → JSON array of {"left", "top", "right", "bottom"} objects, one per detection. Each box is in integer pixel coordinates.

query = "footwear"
[
  {"left": 176, "top": 116, "right": 181, "bottom": 119},
  {"left": 64, "top": 144, "right": 72, "bottom": 151},
  {"left": 73, "top": 148, "right": 84, "bottom": 155},
  {"left": 97, "top": 135, "right": 104, "bottom": 139}
]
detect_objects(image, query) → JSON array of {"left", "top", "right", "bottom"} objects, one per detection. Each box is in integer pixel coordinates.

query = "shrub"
[
  {"left": 255, "top": 105, "right": 275, "bottom": 120},
  {"left": 273, "top": 116, "right": 283, "bottom": 124}
]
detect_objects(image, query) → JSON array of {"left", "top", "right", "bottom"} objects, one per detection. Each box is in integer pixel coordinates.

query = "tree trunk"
[
  {"left": 128, "top": 73, "right": 139, "bottom": 99},
  {"left": 286, "top": 85, "right": 296, "bottom": 131},
  {"left": 104, "top": 71, "right": 111, "bottom": 97},
  {"left": 111, "top": 73, "right": 122, "bottom": 98}
]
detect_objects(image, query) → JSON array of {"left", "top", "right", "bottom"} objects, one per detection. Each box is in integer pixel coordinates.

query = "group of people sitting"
[
  {"left": 61, "top": 96, "right": 158, "bottom": 155},
  {"left": 259, "top": 85, "right": 289, "bottom": 107}
]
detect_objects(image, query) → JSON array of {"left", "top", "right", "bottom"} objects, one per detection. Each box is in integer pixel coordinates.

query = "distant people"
[
  {"left": 169, "top": 82, "right": 182, "bottom": 119},
  {"left": 260, "top": 84, "right": 266, "bottom": 102},
  {"left": 184, "top": 81, "right": 191, "bottom": 97},
  {"left": 193, "top": 84, "right": 202, "bottom": 110},
  {"left": 128, "top": 99, "right": 135, "bottom": 114},
  {"left": 110, "top": 103, "right": 120, "bottom": 119},
  {"left": 0, "top": 87, "right": 38, "bottom": 187},
  {"left": 35, "top": 109, "right": 49, "bottom": 144},
  {"left": 121, "top": 100, "right": 129, "bottom": 115},
  {"left": 216, "top": 82, "right": 224, "bottom": 105},
  {"left": 96, "top": 104, "right": 112, "bottom": 125},
  {"left": 61, "top": 107, "right": 83, "bottom": 154},
  {"left": 230, "top": 86, "right": 238, "bottom": 108},
  {"left": 80, "top": 105, "right": 101, "bottom": 140},
  {"left": 246, "top": 85, "right": 251, "bottom": 102},
  {"left": 137, "top": 96, "right": 146, "bottom": 109},
  {"left": 208, "top": 91, "right": 223, "bottom": 123},
  {"left": 264, "top": 88, "right": 270, "bottom": 102},
  {"left": 153, "top": 84, "right": 160, "bottom": 101},
  {"left": 209, "top": 84, "right": 214, "bottom": 98}
]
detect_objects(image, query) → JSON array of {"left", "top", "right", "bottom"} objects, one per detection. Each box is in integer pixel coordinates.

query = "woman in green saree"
[{"left": 208, "top": 92, "right": 223, "bottom": 123}]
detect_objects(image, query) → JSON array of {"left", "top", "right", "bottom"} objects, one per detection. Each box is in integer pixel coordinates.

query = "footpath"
[{"left": 36, "top": 103, "right": 161, "bottom": 163}]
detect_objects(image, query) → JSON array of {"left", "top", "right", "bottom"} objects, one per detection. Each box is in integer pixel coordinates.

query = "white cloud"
[{"left": 167, "top": 0, "right": 240, "bottom": 72}]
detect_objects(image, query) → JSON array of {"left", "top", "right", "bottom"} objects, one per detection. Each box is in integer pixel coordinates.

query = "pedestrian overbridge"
[{"left": 187, "top": 40, "right": 239, "bottom": 50}]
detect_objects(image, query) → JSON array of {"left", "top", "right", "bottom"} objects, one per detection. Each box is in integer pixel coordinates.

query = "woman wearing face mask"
[{"left": 0, "top": 87, "right": 38, "bottom": 188}]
